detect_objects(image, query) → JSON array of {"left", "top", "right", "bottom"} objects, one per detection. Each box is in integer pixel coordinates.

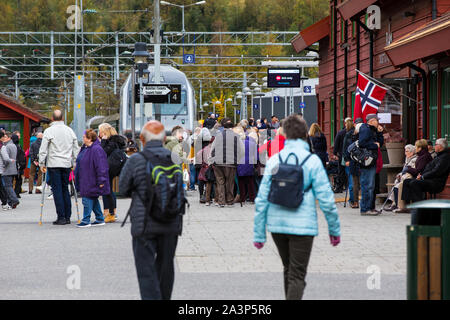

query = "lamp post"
[
  {"left": 161, "top": 1, "right": 206, "bottom": 33},
  {"left": 132, "top": 42, "right": 150, "bottom": 133},
  {"left": 235, "top": 92, "right": 243, "bottom": 122},
  {"left": 242, "top": 86, "right": 251, "bottom": 120},
  {"left": 225, "top": 98, "right": 232, "bottom": 119},
  {"left": 214, "top": 100, "right": 221, "bottom": 117}
]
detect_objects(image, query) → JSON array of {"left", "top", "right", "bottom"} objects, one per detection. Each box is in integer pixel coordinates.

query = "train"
[{"left": 119, "top": 64, "right": 197, "bottom": 135}]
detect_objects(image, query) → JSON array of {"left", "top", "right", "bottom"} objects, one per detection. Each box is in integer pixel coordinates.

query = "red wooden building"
[
  {"left": 292, "top": 0, "right": 450, "bottom": 197},
  {"left": 0, "top": 93, "right": 50, "bottom": 176}
]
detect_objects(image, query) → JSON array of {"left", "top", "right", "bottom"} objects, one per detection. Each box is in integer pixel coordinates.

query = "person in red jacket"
[{"left": 259, "top": 127, "right": 286, "bottom": 159}]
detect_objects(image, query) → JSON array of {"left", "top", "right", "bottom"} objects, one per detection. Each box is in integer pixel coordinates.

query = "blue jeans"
[
  {"left": 48, "top": 168, "right": 71, "bottom": 221},
  {"left": 360, "top": 166, "right": 376, "bottom": 213},
  {"left": 345, "top": 166, "right": 354, "bottom": 203},
  {"left": 82, "top": 197, "right": 104, "bottom": 224},
  {"left": 2, "top": 175, "right": 19, "bottom": 206},
  {"left": 189, "top": 164, "right": 198, "bottom": 190}
]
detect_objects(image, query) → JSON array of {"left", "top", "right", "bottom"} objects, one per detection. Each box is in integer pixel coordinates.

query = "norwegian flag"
[{"left": 353, "top": 72, "right": 388, "bottom": 122}]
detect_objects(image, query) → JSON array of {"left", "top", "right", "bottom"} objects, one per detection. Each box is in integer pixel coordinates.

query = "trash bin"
[{"left": 407, "top": 200, "right": 450, "bottom": 300}]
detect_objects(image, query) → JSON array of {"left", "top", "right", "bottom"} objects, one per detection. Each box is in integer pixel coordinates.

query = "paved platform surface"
[{"left": 0, "top": 190, "right": 409, "bottom": 300}]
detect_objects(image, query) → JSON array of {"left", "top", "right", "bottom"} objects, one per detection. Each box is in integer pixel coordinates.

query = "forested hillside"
[{"left": 0, "top": 0, "right": 328, "bottom": 118}]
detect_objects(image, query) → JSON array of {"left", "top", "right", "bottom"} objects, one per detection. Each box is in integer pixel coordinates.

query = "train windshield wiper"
[{"left": 173, "top": 105, "right": 185, "bottom": 120}]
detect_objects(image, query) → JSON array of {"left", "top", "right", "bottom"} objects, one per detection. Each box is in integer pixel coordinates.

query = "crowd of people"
[{"left": 2, "top": 108, "right": 449, "bottom": 301}]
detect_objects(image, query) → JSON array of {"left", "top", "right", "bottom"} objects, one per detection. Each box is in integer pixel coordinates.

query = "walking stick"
[
  {"left": 380, "top": 185, "right": 395, "bottom": 214},
  {"left": 71, "top": 171, "right": 81, "bottom": 224},
  {"left": 38, "top": 171, "right": 47, "bottom": 226}
]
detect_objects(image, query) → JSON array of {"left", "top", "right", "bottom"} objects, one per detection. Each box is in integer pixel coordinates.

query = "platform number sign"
[
  {"left": 253, "top": 104, "right": 259, "bottom": 110},
  {"left": 135, "top": 84, "right": 182, "bottom": 104},
  {"left": 303, "top": 86, "right": 312, "bottom": 93},
  {"left": 274, "top": 96, "right": 280, "bottom": 103},
  {"left": 183, "top": 54, "right": 195, "bottom": 64}
]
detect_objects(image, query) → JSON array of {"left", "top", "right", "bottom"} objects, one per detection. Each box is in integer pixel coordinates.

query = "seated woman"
[
  {"left": 385, "top": 144, "right": 417, "bottom": 211},
  {"left": 394, "top": 139, "right": 432, "bottom": 214},
  {"left": 401, "top": 138, "right": 450, "bottom": 207}
]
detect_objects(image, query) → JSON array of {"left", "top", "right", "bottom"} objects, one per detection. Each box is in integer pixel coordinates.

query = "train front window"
[{"left": 153, "top": 90, "right": 187, "bottom": 116}]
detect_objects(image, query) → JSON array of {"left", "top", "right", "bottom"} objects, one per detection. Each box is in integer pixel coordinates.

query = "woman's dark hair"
[
  {"left": 85, "top": 129, "right": 98, "bottom": 142},
  {"left": 283, "top": 115, "right": 308, "bottom": 140}
]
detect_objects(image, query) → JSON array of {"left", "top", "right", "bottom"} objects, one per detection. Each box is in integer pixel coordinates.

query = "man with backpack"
[
  {"left": 358, "top": 114, "right": 384, "bottom": 216},
  {"left": 119, "top": 120, "right": 186, "bottom": 300}
]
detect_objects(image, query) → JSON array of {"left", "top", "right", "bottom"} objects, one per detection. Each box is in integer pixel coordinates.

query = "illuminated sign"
[{"left": 267, "top": 68, "right": 302, "bottom": 88}]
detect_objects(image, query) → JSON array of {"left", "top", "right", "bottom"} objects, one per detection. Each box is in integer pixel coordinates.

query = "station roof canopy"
[
  {"left": 384, "top": 13, "right": 450, "bottom": 67},
  {"left": 337, "top": 0, "right": 378, "bottom": 21},
  {"left": 0, "top": 93, "right": 50, "bottom": 123},
  {"left": 291, "top": 16, "right": 330, "bottom": 53}
]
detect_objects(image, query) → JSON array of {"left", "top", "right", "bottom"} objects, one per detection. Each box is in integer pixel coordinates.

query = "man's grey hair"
[
  {"left": 436, "top": 138, "right": 448, "bottom": 149},
  {"left": 141, "top": 128, "right": 165, "bottom": 142},
  {"left": 36, "top": 132, "right": 43, "bottom": 138},
  {"left": 404, "top": 144, "right": 415, "bottom": 153}
]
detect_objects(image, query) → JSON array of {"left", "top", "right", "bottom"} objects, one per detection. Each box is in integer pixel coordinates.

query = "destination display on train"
[
  {"left": 267, "top": 68, "right": 301, "bottom": 88},
  {"left": 135, "top": 84, "right": 182, "bottom": 104}
]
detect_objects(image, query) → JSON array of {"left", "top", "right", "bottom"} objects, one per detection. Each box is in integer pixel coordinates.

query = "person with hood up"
[{"left": 75, "top": 129, "right": 109, "bottom": 228}]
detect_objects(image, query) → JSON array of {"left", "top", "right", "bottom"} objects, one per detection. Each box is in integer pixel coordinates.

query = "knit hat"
[
  {"left": 354, "top": 117, "right": 364, "bottom": 124},
  {"left": 366, "top": 113, "right": 379, "bottom": 122}
]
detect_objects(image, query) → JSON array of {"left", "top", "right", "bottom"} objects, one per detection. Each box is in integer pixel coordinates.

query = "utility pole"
[{"left": 154, "top": 0, "right": 161, "bottom": 85}]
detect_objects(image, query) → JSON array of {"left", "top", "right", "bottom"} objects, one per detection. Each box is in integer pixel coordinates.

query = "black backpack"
[
  {"left": 140, "top": 152, "right": 187, "bottom": 223},
  {"left": 108, "top": 148, "right": 127, "bottom": 177},
  {"left": 347, "top": 141, "right": 376, "bottom": 167},
  {"left": 268, "top": 152, "right": 312, "bottom": 209},
  {"left": 16, "top": 146, "right": 26, "bottom": 171}
]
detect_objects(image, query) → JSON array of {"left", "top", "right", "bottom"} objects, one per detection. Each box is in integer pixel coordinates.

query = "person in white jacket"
[{"left": 38, "top": 110, "right": 80, "bottom": 225}]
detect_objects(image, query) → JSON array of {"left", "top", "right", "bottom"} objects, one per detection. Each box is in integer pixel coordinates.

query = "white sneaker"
[
  {"left": 47, "top": 194, "right": 53, "bottom": 200},
  {"left": 2, "top": 205, "right": 12, "bottom": 211},
  {"left": 35, "top": 185, "right": 44, "bottom": 192}
]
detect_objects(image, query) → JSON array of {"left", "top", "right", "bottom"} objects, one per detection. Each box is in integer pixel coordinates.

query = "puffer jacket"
[
  {"left": 76, "top": 139, "right": 110, "bottom": 198},
  {"left": 119, "top": 140, "right": 183, "bottom": 237},
  {"left": 254, "top": 138, "right": 340, "bottom": 243},
  {"left": 101, "top": 134, "right": 126, "bottom": 157}
]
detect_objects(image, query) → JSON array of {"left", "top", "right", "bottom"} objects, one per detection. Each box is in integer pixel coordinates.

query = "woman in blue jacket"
[
  {"left": 253, "top": 115, "right": 341, "bottom": 300},
  {"left": 75, "top": 129, "right": 110, "bottom": 228}
]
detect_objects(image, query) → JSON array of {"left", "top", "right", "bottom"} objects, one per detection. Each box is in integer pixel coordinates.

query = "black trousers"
[
  {"left": 402, "top": 178, "right": 441, "bottom": 203},
  {"left": 132, "top": 234, "right": 179, "bottom": 300},
  {"left": 335, "top": 158, "right": 346, "bottom": 192},
  {"left": 271, "top": 233, "right": 314, "bottom": 300},
  {"left": 13, "top": 173, "right": 23, "bottom": 197}
]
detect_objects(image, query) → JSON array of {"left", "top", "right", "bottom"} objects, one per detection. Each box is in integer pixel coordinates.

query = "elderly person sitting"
[
  {"left": 385, "top": 144, "right": 417, "bottom": 211},
  {"left": 400, "top": 138, "right": 450, "bottom": 210}
]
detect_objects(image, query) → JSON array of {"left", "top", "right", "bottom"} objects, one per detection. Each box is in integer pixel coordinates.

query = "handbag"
[
  {"left": 205, "top": 165, "right": 216, "bottom": 182},
  {"left": 198, "top": 164, "right": 208, "bottom": 182}
]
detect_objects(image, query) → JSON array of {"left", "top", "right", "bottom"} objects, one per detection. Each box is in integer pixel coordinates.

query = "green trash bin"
[{"left": 407, "top": 200, "right": 450, "bottom": 300}]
